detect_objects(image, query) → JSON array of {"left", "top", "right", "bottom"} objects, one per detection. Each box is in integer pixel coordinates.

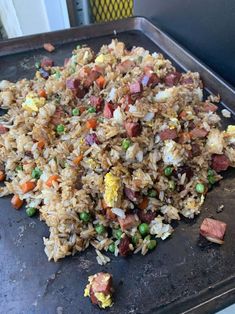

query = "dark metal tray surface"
[{"left": 0, "top": 17, "right": 235, "bottom": 314}]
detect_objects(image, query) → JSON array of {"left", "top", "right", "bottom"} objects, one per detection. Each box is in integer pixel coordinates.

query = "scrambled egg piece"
[
  {"left": 95, "top": 54, "right": 115, "bottom": 64},
  {"left": 104, "top": 172, "right": 121, "bottom": 207},
  {"left": 162, "top": 140, "right": 184, "bottom": 166},
  {"left": 95, "top": 292, "right": 113, "bottom": 309},
  {"left": 22, "top": 92, "right": 46, "bottom": 112},
  {"left": 224, "top": 125, "right": 235, "bottom": 144},
  {"left": 84, "top": 286, "right": 90, "bottom": 297}
]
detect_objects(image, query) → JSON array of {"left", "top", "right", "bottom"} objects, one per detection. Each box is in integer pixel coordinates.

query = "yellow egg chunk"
[
  {"left": 22, "top": 92, "right": 46, "bottom": 112},
  {"left": 104, "top": 172, "right": 121, "bottom": 207},
  {"left": 95, "top": 292, "right": 113, "bottom": 309}
]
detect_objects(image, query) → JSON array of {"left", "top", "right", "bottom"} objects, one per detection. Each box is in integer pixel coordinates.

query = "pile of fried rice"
[{"left": 0, "top": 40, "right": 235, "bottom": 263}]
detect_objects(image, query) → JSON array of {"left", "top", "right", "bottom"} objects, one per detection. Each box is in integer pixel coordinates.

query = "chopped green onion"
[
  {"left": 138, "top": 223, "right": 149, "bottom": 236},
  {"left": 26, "top": 207, "right": 37, "bottom": 217},
  {"left": 195, "top": 183, "right": 205, "bottom": 194},
  {"left": 148, "top": 189, "right": 157, "bottom": 198},
  {"left": 56, "top": 124, "right": 65, "bottom": 134},
  {"left": 208, "top": 175, "right": 216, "bottom": 185},
  {"left": 164, "top": 166, "right": 173, "bottom": 177},
  {"left": 76, "top": 45, "right": 81, "bottom": 49},
  {"left": 79, "top": 212, "right": 91, "bottom": 223},
  {"left": 72, "top": 108, "right": 80, "bottom": 116},
  {"left": 113, "top": 229, "right": 122, "bottom": 240},
  {"left": 108, "top": 242, "right": 115, "bottom": 253},
  {"left": 32, "top": 167, "right": 42, "bottom": 180},
  {"left": 95, "top": 224, "right": 106, "bottom": 235},
  {"left": 55, "top": 71, "right": 61, "bottom": 79},
  {"left": 148, "top": 239, "right": 157, "bottom": 250},
  {"left": 87, "top": 107, "right": 96, "bottom": 113},
  {"left": 122, "top": 139, "right": 131, "bottom": 150},
  {"left": 16, "top": 165, "right": 23, "bottom": 172}
]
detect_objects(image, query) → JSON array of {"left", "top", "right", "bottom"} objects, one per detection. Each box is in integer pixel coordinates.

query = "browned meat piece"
[
  {"left": 160, "top": 128, "right": 178, "bottom": 141},
  {"left": 41, "top": 57, "right": 54, "bottom": 68},
  {"left": 138, "top": 210, "right": 156, "bottom": 224},
  {"left": 119, "top": 235, "right": 132, "bottom": 256},
  {"left": 141, "top": 73, "right": 160, "bottom": 87},
  {"left": 191, "top": 143, "right": 201, "bottom": 157},
  {"left": 43, "top": 43, "right": 55, "bottom": 52},
  {"left": 211, "top": 154, "right": 230, "bottom": 172},
  {"left": 124, "top": 121, "right": 142, "bottom": 137},
  {"left": 190, "top": 128, "right": 208, "bottom": 138},
  {"left": 164, "top": 71, "right": 182, "bottom": 86},
  {"left": 0, "top": 125, "right": 7, "bottom": 134},
  {"left": 200, "top": 218, "right": 227, "bottom": 244},
  {"left": 117, "top": 60, "right": 135, "bottom": 73},
  {"left": 66, "top": 78, "right": 86, "bottom": 98},
  {"left": 124, "top": 187, "right": 140, "bottom": 202},
  {"left": 203, "top": 103, "right": 218, "bottom": 112},
  {"left": 118, "top": 214, "right": 139, "bottom": 231},
  {"left": 51, "top": 107, "right": 63, "bottom": 125},
  {"left": 90, "top": 96, "right": 103, "bottom": 111},
  {"left": 129, "top": 82, "right": 143, "bottom": 94},
  {"left": 103, "top": 102, "right": 114, "bottom": 118}
]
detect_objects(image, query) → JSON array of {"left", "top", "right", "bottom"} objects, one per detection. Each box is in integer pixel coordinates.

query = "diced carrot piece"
[
  {"left": 86, "top": 118, "right": 97, "bottom": 129},
  {"left": 21, "top": 181, "right": 36, "bottom": 194},
  {"left": 11, "top": 194, "right": 24, "bottom": 210},
  {"left": 0, "top": 170, "right": 5, "bottom": 182},
  {"left": 37, "top": 139, "right": 46, "bottom": 150},
  {"left": 38, "top": 89, "right": 47, "bottom": 98},
  {"left": 73, "top": 155, "right": 83, "bottom": 165},
  {"left": 43, "top": 43, "right": 55, "bottom": 52},
  {"left": 96, "top": 76, "right": 106, "bottom": 89},
  {"left": 46, "top": 175, "right": 60, "bottom": 187},
  {"left": 79, "top": 106, "right": 86, "bottom": 113},
  {"left": 138, "top": 197, "right": 149, "bottom": 210}
]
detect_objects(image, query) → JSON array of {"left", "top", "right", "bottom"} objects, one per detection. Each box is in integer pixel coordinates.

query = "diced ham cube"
[
  {"left": 0, "top": 125, "right": 7, "bottom": 134},
  {"left": 43, "top": 43, "right": 55, "bottom": 52},
  {"left": 103, "top": 102, "right": 114, "bottom": 118},
  {"left": 119, "top": 235, "right": 132, "bottom": 256},
  {"left": 203, "top": 103, "right": 218, "bottom": 112},
  {"left": 89, "top": 272, "right": 113, "bottom": 305},
  {"left": 190, "top": 128, "right": 208, "bottom": 138},
  {"left": 85, "top": 133, "right": 99, "bottom": 146},
  {"left": 41, "top": 57, "right": 54, "bottom": 68},
  {"left": 90, "top": 96, "right": 103, "bottom": 111},
  {"left": 118, "top": 214, "right": 139, "bottom": 231},
  {"left": 66, "top": 78, "right": 80, "bottom": 90},
  {"left": 138, "top": 210, "right": 156, "bottom": 224},
  {"left": 164, "top": 72, "right": 182, "bottom": 87},
  {"left": 117, "top": 60, "right": 135, "bottom": 73},
  {"left": 141, "top": 73, "right": 160, "bottom": 88},
  {"left": 160, "top": 128, "right": 178, "bottom": 141},
  {"left": 211, "top": 154, "right": 230, "bottom": 172},
  {"left": 124, "top": 121, "right": 142, "bottom": 137},
  {"left": 129, "top": 82, "right": 143, "bottom": 94},
  {"left": 200, "top": 218, "right": 227, "bottom": 244},
  {"left": 124, "top": 187, "right": 140, "bottom": 202}
]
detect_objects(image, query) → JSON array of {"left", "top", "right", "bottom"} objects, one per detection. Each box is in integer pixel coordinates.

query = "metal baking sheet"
[{"left": 0, "top": 17, "right": 235, "bottom": 314}]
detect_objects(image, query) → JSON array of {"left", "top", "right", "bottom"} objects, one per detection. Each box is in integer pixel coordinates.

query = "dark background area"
[{"left": 134, "top": 0, "right": 235, "bottom": 88}]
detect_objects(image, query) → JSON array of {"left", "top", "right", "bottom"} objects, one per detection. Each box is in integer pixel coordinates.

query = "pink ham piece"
[
  {"left": 43, "top": 43, "right": 55, "bottom": 52},
  {"left": 141, "top": 73, "right": 160, "bottom": 88},
  {"left": 90, "top": 96, "right": 103, "bottom": 111},
  {"left": 103, "top": 102, "right": 114, "bottom": 118},
  {"left": 0, "top": 125, "right": 7, "bottom": 134},
  {"left": 203, "top": 103, "right": 218, "bottom": 112},
  {"left": 41, "top": 57, "right": 54, "bottom": 68},
  {"left": 124, "top": 187, "right": 140, "bottom": 202},
  {"left": 66, "top": 78, "right": 86, "bottom": 98},
  {"left": 164, "top": 71, "right": 182, "bottom": 86},
  {"left": 200, "top": 218, "right": 227, "bottom": 244},
  {"left": 117, "top": 60, "right": 135, "bottom": 73},
  {"left": 160, "top": 128, "right": 178, "bottom": 141},
  {"left": 180, "top": 76, "right": 194, "bottom": 85},
  {"left": 89, "top": 273, "right": 113, "bottom": 305},
  {"left": 211, "top": 154, "right": 230, "bottom": 172},
  {"left": 118, "top": 214, "right": 139, "bottom": 231},
  {"left": 124, "top": 121, "right": 142, "bottom": 137},
  {"left": 129, "top": 82, "right": 143, "bottom": 94},
  {"left": 190, "top": 128, "right": 208, "bottom": 138}
]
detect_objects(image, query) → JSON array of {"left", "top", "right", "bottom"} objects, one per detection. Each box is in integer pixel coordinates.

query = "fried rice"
[{"left": 0, "top": 39, "right": 235, "bottom": 262}]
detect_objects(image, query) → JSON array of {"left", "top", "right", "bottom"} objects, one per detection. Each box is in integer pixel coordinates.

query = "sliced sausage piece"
[
  {"left": 200, "top": 218, "right": 227, "bottom": 244},
  {"left": 119, "top": 235, "right": 132, "bottom": 256},
  {"left": 160, "top": 128, "right": 178, "bottom": 141},
  {"left": 118, "top": 214, "right": 139, "bottom": 231},
  {"left": 43, "top": 43, "right": 55, "bottom": 52},
  {"left": 129, "top": 82, "right": 143, "bottom": 94},
  {"left": 125, "top": 121, "right": 142, "bottom": 137},
  {"left": 190, "top": 128, "right": 208, "bottom": 138},
  {"left": 164, "top": 72, "right": 182, "bottom": 87},
  {"left": 89, "top": 272, "right": 113, "bottom": 306},
  {"left": 117, "top": 60, "right": 135, "bottom": 73},
  {"left": 0, "top": 125, "right": 7, "bottom": 134},
  {"left": 138, "top": 210, "right": 156, "bottom": 224},
  {"left": 66, "top": 78, "right": 80, "bottom": 90},
  {"left": 41, "top": 57, "right": 54, "bottom": 68},
  {"left": 211, "top": 154, "right": 230, "bottom": 172},
  {"left": 103, "top": 102, "right": 114, "bottom": 118}
]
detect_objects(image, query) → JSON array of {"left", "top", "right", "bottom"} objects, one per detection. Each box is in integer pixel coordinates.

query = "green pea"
[
  {"left": 32, "top": 167, "right": 42, "bottom": 180},
  {"left": 168, "top": 180, "right": 176, "bottom": 191},
  {"left": 148, "top": 239, "right": 157, "bottom": 250},
  {"left": 26, "top": 207, "right": 37, "bottom": 217},
  {"left": 132, "top": 232, "right": 142, "bottom": 246},
  {"left": 122, "top": 139, "right": 131, "bottom": 150},
  {"left": 113, "top": 229, "right": 122, "bottom": 240},
  {"left": 164, "top": 166, "right": 173, "bottom": 177},
  {"left": 56, "top": 124, "right": 65, "bottom": 134},
  {"left": 138, "top": 223, "right": 149, "bottom": 236},
  {"left": 16, "top": 165, "right": 23, "bottom": 172},
  {"left": 207, "top": 169, "right": 214, "bottom": 176},
  {"left": 72, "top": 108, "right": 80, "bottom": 116},
  {"left": 108, "top": 242, "right": 115, "bottom": 253},
  {"left": 87, "top": 107, "right": 96, "bottom": 113},
  {"left": 79, "top": 212, "right": 91, "bottom": 223},
  {"left": 95, "top": 224, "right": 106, "bottom": 235},
  {"left": 208, "top": 176, "right": 216, "bottom": 185},
  {"left": 148, "top": 189, "right": 157, "bottom": 198},
  {"left": 35, "top": 61, "right": 41, "bottom": 69},
  {"left": 195, "top": 183, "right": 205, "bottom": 194}
]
